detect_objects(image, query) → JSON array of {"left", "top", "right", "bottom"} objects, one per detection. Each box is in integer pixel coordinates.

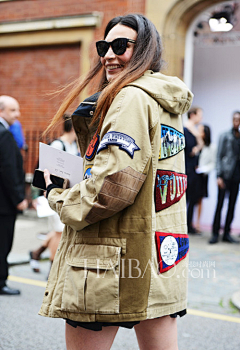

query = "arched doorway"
[
  {"left": 146, "top": 0, "right": 233, "bottom": 78},
  {"left": 185, "top": 1, "right": 240, "bottom": 230}
]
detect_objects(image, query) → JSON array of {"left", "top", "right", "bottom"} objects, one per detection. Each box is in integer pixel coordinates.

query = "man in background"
[
  {"left": 0, "top": 95, "right": 28, "bottom": 295},
  {"left": 210, "top": 111, "right": 240, "bottom": 244}
]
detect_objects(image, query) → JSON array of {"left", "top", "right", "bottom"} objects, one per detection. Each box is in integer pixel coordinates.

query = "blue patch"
[
  {"left": 155, "top": 232, "right": 189, "bottom": 273},
  {"left": 84, "top": 166, "right": 92, "bottom": 179},
  {"left": 97, "top": 131, "right": 140, "bottom": 159},
  {"left": 159, "top": 125, "right": 185, "bottom": 160}
]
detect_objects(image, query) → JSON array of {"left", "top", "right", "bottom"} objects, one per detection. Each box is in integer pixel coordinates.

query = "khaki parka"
[{"left": 39, "top": 71, "right": 193, "bottom": 322}]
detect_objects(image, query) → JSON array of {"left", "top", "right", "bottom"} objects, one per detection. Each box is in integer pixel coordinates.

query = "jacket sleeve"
[
  {"left": 216, "top": 133, "right": 225, "bottom": 178},
  {"left": 0, "top": 130, "right": 25, "bottom": 207},
  {"left": 48, "top": 87, "right": 153, "bottom": 231}
]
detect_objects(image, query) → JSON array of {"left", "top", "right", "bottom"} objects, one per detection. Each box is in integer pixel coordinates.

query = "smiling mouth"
[{"left": 106, "top": 65, "right": 123, "bottom": 70}]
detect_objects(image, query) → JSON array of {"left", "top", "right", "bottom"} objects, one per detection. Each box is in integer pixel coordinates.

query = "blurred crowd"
[{"left": 184, "top": 106, "right": 240, "bottom": 244}]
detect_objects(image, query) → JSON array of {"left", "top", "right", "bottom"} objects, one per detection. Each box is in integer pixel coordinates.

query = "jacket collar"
[{"left": 0, "top": 117, "right": 10, "bottom": 129}]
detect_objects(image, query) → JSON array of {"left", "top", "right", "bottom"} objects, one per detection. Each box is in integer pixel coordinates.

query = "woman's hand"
[
  {"left": 44, "top": 169, "right": 52, "bottom": 187},
  {"left": 217, "top": 177, "right": 225, "bottom": 189}
]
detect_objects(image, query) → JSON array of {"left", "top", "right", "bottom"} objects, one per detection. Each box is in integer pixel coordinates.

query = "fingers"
[
  {"left": 16, "top": 199, "right": 28, "bottom": 211},
  {"left": 43, "top": 169, "right": 52, "bottom": 187}
]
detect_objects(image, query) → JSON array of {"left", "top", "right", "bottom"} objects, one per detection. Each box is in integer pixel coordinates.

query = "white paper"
[
  {"left": 36, "top": 195, "right": 55, "bottom": 217},
  {"left": 39, "top": 142, "right": 83, "bottom": 187}
]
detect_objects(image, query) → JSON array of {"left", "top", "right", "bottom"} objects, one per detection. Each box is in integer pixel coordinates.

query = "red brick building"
[{"left": 0, "top": 0, "right": 145, "bottom": 176}]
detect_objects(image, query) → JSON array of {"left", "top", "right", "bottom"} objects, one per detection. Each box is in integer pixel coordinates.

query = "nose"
[
  {"left": 104, "top": 45, "right": 116, "bottom": 59},
  {"left": 16, "top": 109, "right": 21, "bottom": 118}
]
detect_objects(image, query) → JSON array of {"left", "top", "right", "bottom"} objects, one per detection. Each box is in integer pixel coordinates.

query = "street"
[{"left": 0, "top": 212, "right": 240, "bottom": 350}]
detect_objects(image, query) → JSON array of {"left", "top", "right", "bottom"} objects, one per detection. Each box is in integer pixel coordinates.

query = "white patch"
[
  {"left": 97, "top": 131, "right": 140, "bottom": 158},
  {"left": 160, "top": 236, "right": 178, "bottom": 266}
]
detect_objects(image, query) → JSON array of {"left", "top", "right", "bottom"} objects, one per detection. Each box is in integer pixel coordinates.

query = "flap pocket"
[
  {"left": 65, "top": 244, "right": 121, "bottom": 269},
  {"left": 62, "top": 243, "right": 121, "bottom": 314}
]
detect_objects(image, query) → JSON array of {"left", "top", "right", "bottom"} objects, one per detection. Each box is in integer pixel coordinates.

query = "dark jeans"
[
  {"left": 212, "top": 180, "right": 240, "bottom": 237},
  {"left": 0, "top": 214, "right": 16, "bottom": 288}
]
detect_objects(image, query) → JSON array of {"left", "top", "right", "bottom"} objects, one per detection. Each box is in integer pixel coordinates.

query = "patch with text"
[
  {"left": 155, "top": 232, "right": 189, "bottom": 273},
  {"left": 155, "top": 170, "right": 187, "bottom": 212},
  {"left": 159, "top": 124, "right": 185, "bottom": 160},
  {"left": 86, "top": 132, "right": 99, "bottom": 161},
  {"left": 97, "top": 131, "right": 140, "bottom": 159}
]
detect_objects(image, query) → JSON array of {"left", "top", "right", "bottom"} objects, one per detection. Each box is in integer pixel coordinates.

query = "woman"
[
  {"left": 39, "top": 14, "right": 193, "bottom": 350},
  {"left": 195, "top": 125, "right": 216, "bottom": 232},
  {"left": 183, "top": 107, "right": 204, "bottom": 234},
  {"left": 30, "top": 114, "right": 79, "bottom": 274}
]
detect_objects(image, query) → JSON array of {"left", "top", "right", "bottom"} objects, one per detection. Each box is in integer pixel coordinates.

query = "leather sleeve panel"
[{"left": 85, "top": 166, "right": 146, "bottom": 224}]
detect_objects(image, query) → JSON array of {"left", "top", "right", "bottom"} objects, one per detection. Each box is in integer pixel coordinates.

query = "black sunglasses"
[{"left": 96, "top": 37, "right": 136, "bottom": 57}]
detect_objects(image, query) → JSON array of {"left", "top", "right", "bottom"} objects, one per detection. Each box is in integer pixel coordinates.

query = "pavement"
[{"left": 9, "top": 209, "right": 240, "bottom": 313}]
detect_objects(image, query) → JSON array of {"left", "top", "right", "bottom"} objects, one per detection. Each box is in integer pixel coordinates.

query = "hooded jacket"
[{"left": 39, "top": 71, "right": 193, "bottom": 322}]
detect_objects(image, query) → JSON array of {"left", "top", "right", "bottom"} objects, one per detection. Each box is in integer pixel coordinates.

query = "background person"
[
  {"left": 184, "top": 106, "right": 204, "bottom": 234},
  {"left": 9, "top": 119, "right": 26, "bottom": 150},
  {"left": 39, "top": 14, "right": 193, "bottom": 350},
  {"left": 30, "top": 114, "right": 79, "bottom": 273},
  {"left": 195, "top": 125, "right": 216, "bottom": 232},
  {"left": 210, "top": 111, "right": 240, "bottom": 244},
  {"left": 0, "top": 95, "right": 28, "bottom": 295}
]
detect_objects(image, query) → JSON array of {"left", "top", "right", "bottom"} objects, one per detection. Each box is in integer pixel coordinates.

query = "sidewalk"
[
  {"left": 9, "top": 209, "right": 50, "bottom": 265},
  {"left": 8, "top": 209, "right": 240, "bottom": 312}
]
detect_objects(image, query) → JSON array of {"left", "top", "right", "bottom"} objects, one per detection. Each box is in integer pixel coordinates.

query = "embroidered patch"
[
  {"left": 159, "top": 124, "right": 185, "bottom": 160},
  {"left": 155, "top": 232, "right": 189, "bottom": 273},
  {"left": 84, "top": 165, "right": 93, "bottom": 180},
  {"left": 86, "top": 132, "right": 99, "bottom": 161},
  {"left": 155, "top": 170, "right": 187, "bottom": 212},
  {"left": 97, "top": 131, "right": 140, "bottom": 159}
]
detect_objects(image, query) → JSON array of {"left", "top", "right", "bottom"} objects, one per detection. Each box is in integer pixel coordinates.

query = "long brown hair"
[{"left": 45, "top": 14, "right": 163, "bottom": 135}]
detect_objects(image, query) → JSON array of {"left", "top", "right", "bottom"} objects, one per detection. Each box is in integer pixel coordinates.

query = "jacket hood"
[{"left": 128, "top": 71, "right": 193, "bottom": 115}]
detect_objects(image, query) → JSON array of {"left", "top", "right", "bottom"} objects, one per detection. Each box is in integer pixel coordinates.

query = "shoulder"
[
  {"left": 115, "top": 84, "right": 155, "bottom": 102},
  {"left": 210, "top": 143, "right": 217, "bottom": 150},
  {"left": 219, "top": 129, "right": 232, "bottom": 141},
  {"left": 123, "top": 84, "right": 155, "bottom": 102},
  {"left": 50, "top": 139, "right": 65, "bottom": 150},
  {"left": 0, "top": 125, "right": 13, "bottom": 141},
  {"left": 0, "top": 123, "right": 6, "bottom": 133},
  {"left": 110, "top": 85, "right": 157, "bottom": 117}
]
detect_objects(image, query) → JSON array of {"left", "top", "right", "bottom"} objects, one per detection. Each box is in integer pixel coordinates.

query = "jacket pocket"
[{"left": 61, "top": 244, "right": 121, "bottom": 314}]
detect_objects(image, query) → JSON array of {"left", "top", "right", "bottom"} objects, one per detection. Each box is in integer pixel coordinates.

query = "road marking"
[
  {"left": 8, "top": 275, "right": 240, "bottom": 324},
  {"left": 188, "top": 309, "right": 240, "bottom": 324},
  {"left": 8, "top": 275, "right": 47, "bottom": 288}
]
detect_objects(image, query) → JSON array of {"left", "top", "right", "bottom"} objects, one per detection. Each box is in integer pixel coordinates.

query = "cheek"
[
  {"left": 121, "top": 50, "right": 133, "bottom": 64},
  {"left": 100, "top": 57, "right": 105, "bottom": 66}
]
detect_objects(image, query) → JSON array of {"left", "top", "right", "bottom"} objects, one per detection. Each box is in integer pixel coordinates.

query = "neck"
[
  {"left": 233, "top": 128, "right": 240, "bottom": 138},
  {"left": 61, "top": 132, "right": 76, "bottom": 144}
]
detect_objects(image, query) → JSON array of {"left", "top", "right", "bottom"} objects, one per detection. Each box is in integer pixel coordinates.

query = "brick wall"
[
  {"left": 0, "top": 0, "right": 145, "bottom": 175},
  {"left": 0, "top": 43, "right": 80, "bottom": 173},
  {"left": 0, "top": 0, "right": 145, "bottom": 34}
]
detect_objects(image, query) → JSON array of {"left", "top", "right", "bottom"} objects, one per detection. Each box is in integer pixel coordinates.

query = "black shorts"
[{"left": 65, "top": 309, "right": 186, "bottom": 331}]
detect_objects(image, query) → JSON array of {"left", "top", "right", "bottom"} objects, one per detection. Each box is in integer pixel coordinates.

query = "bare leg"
[
  {"left": 196, "top": 198, "right": 202, "bottom": 231},
  {"left": 134, "top": 316, "right": 178, "bottom": 350},
  {"left": 65, "top": 323, "right": 119, "bottom": 350}
]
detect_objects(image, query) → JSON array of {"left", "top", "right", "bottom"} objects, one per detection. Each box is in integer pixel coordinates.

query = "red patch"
[
  {"left": 86, "top": 132, "right": 99, "bottom": 161},
  {"left": 155, "top": 232, "right": 189, "bottom": 273},
  {"left": 155, "top": 170, "right": 187, "bottom": 212}
]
